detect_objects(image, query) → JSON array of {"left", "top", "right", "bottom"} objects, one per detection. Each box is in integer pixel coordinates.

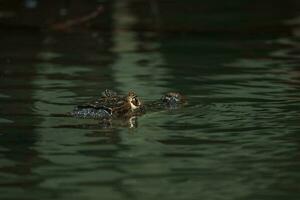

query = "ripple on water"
[
  {"left": 0, "top": 118, "right": 14, "bottom": 124},
  {"left": 0, "top": 93, "right": 10, "bottom": 98}
]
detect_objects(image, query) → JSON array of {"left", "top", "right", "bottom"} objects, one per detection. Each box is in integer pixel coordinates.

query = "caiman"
[{"left": 71, "top": 89, "right": 186, "bottom": 127}]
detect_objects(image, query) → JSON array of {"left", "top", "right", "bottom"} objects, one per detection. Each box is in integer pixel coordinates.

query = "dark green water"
[{"left": 1, "top": 1, "right": 300, "bottom": 200}]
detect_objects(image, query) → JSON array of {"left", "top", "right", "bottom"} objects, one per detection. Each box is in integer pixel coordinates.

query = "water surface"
[{"left": 1, "top": 1, "right": 300, "bottom": 200}]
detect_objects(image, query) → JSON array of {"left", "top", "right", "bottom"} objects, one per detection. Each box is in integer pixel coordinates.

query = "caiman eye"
[{"left": 131, "top": 97, "right": 139, "bottom": 106}]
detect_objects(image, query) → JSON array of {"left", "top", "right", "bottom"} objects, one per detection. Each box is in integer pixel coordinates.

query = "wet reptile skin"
[{"left": 71, "top": 90, "right": 186, "bottom": 119}]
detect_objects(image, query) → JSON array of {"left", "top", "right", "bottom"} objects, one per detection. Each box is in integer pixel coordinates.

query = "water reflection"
[
  {"left": 0, "top": 32, "right": 45, "bottom": 198},
  {"left": 111, "top": 0, "right": 169, "bottom": 98}
]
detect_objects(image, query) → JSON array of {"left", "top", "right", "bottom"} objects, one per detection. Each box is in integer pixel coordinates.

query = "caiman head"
[{"left": 111, "top": 91, "right": 144, "bottom": 117}]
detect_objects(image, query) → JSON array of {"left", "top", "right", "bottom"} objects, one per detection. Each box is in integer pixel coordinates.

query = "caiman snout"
[{"left": 162, "top": 92, "right": 186, "bottom": 107}]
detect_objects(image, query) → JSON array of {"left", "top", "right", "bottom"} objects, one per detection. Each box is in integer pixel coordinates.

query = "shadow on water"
[{"left": 1, "top": 0, "right": 300, "bottom": 200}]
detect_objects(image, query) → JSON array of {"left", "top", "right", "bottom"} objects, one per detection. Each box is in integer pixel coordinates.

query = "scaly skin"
[
  {"left": 71, "top": 90, "right": 185, "bottom": 119},
  {"left": 71, "top": 90, "right": 143, "bottom": 119},
  {"left": 71, "top": 107, "right": 112, "bottom": 119}
]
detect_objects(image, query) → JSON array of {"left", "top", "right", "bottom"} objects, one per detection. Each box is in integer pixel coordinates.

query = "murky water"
[{"left": 1, "top": 1, "right": 300, "bottom": 200}]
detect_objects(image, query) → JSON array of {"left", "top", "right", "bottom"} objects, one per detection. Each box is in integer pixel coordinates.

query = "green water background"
[{"left": 1, "top": 1, "right": 300, "bottom": 199}]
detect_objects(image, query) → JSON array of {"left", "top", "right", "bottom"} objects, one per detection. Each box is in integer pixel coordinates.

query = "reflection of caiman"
[{"left": 71, "top": 89, "right": 186, "bottom": 120}]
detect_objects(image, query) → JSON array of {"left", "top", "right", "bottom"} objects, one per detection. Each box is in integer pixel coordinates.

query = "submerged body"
[{"left": 71, "top": 89, "right": 186, "bottom": 120}]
